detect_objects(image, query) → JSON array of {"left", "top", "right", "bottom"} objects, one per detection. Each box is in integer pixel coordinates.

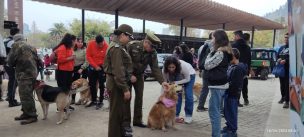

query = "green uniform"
[
  {"left": 7, "top": 40, "right": 38, "bottom": 118},
  {"left": 127, "top": 40, "right": 164, "bottom": 124},
  {"left": 104, "top": 39, "right": 133, "bottom": 137}
]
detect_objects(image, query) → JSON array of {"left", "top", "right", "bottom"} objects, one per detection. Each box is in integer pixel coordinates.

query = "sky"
[{"left": 5, "top": 0, "right": 287, "bottom": 34}]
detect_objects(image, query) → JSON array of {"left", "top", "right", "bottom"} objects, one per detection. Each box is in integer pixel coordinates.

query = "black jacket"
[
  {"left": 232, "top": 39, "right": 251, "bottom": 74},
  {"left": 182, "top": 52, "right": 193, "bottom": 66},
  {"left": 227, "top": 63, "right": 247, "bottom": 97}
]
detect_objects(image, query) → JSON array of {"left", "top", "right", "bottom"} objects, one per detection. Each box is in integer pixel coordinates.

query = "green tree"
[
  {"left": 49, "top": 23, "right": 67, "bottom": 44},
  {"left": 69, "top": 19, "right": 112, "bottom": 42}
]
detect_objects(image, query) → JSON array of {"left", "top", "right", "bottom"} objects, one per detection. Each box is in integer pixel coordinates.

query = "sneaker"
[
  {"left": 184, "top": 117, "right": 192, "bottom": 124},
  {"left": 221, "top": 126, "right": 228, "bottom": 134},
  {"left": 197, "top": 107, "right": 208, "bottom": 112},
  {"left": 283, "top": 102, "right": 289, "bottom": 109},
  {"left": 133, "top": 123, "right": 147, "bottom": 128},
  {"left": 278, "top": 98, "right": 284, "bottom": 104},
  {"left": 9, "top": 101, "right": 21, "bottom": 107},
  {"left": 20, "top": 117, "right": 38, "bottom": 125},
  {"left": 0, "top": 98, "right": 4, "bottom": 101},
  {"left": 238, "top": 103, "right": 243, "bottom": 107},
  {"left": 85, "top": 101, "right": 96, "bottom": 108},
  {"left": 244, "top": 100, "right": 249, "bottom": 106},
  {"left": 222, "top": 130, "right": 237, "bottom": 137},
  {"left": 96, "top": 102, "right": 104, "bottom": 110}
]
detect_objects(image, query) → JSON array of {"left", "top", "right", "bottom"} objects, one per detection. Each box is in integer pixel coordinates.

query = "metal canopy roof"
[{"left": 32, "top": 0, "right": 284, "bottom": 31}]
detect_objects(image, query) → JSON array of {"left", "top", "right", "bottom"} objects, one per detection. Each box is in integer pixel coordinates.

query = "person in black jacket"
[
  {"left": 277, "top": 33, "right": 289, "bottom": 109},
  {"left": 180, "top": 43, "right": 194, "bottom": 66},
  {"left": 232, "top": 30, "right": 251, "bottom": 107},
  {"left": 222, "top": 48, "right": 246, "bottom": 137}
]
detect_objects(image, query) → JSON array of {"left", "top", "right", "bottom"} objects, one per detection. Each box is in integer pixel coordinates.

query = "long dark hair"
[
  {"left": 164, "top": 56, "right": 181, "bottom": 74},
  {"left": 54, "top": 33, "right": 76, "bottom": 51},
  {"left": 213, "top": 29, "right": 229, "bottom": 50},
  {"left": 74, "top": 38, "right": 85, "bottom": 51}
]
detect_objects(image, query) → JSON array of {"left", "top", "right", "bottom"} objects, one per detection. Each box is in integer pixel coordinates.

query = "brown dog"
[
  {"left": 147, "top": 84, "right": 181, "bottom": 131},
  {"left": 34, "top": 80, "right": 71, "bottom": 124},
  {"left": 71, "top": 78, "right": 91, "bottom": 105},
  {"left": 193, "top": 82, "right": 202, "bottom": 102}
]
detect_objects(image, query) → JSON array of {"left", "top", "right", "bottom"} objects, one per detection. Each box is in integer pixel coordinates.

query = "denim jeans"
[
  {"left": 198, "top": 76, "right": 209, "bottom": 109},
  {"left": 224, "top": 93, "right": 238, "bottom": 133},
  {"left": 176, "top": 74, "right": 195, "bottom": 117},
  {"left": 208, "top": 88, "right": 226, "bottom": 137},
  {"left": 4, "top": 66, "right": 17, "bottom": 102}
]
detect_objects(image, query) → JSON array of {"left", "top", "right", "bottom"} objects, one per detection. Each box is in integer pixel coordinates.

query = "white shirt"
[{"left": 162, "top": 60, "right": 195, "bottom": 85}]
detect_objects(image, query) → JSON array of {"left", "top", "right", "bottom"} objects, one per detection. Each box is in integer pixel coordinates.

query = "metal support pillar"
[
  {"left": 81, "top": 9, "right": 85, "bottom": 43},
  {"left": 251, "top": 26, "right": 255, "bottom": 48},
  {"left": 273, "top": 29, "right": 276, "bottom": 47},
  {"left": 180, "top": 19, "right": 184, "bottom": 42},
  {"left": 115, "top": 10, "right": 119, "bottom": 29},
  {"left": 184, "top": 27, "right": 187, "bottom": 37},
  {"left": 143, "top": 19, "right": 146, "bottom": 33},
  {"left": 222, "top": 23, "right": 226, "bottom": 30}
]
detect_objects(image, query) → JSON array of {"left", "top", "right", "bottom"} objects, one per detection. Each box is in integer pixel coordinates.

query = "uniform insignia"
[{"left": 115, "top": 44, "right": 119, "bottom": 48}]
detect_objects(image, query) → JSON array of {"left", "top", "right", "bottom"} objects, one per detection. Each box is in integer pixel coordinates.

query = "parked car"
[
  {"left": 250, "top": 48, "right": 277, "bottom": 80},
  {"left": 144, "top": 53, "right": 172, "bottom": 80}
]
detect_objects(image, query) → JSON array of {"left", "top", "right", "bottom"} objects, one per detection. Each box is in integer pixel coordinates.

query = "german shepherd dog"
[{"left": 34, "top": 80, "right": 72, "bottom": 124}]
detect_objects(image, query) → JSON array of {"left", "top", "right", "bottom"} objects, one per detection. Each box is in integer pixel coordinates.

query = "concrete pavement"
[{"left": 0, "top": 74, "right": 290, "bottom": 137}]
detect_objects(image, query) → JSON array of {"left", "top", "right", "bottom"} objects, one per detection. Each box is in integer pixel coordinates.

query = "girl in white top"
[{"left": 162, "top": 56, "right": 196, "bottom": 124}]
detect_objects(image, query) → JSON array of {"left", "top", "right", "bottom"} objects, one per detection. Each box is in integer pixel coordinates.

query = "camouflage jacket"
[
  {"left": 127, "top": 40, "right": 164, "bottom": 84},
  {"left": 7, "top": 41, "right": 38, "bottom": 80}
]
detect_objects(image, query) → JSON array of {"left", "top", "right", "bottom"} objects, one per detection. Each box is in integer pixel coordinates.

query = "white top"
[
  {"left": 0, "top": 34, "right": 6, "bottom": 57},
  {"left": 162, "top": 60, "right": 195, "bottom": 85}
]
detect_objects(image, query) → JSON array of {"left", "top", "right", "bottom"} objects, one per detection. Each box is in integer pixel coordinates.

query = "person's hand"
[
  {"left": 124, "top": 91, "right": 131, "bottom": 101},
  {"left": 277, "top": 58, "right": 282, "bottom": 63},
  {"left": 67, "top": 55, "right": 75, "bottom": 61},
  {"left": 95, "top": 66, "right": 102, "bottom": 71},
  {"left": 280, "top": 60, "right": 286, "bottom": 65},
  {"left": 78, "top": 69, "right": 83, "bottom": 74},
  {"left": 131, "top": 75, "right": 137, "bottom": 83}
]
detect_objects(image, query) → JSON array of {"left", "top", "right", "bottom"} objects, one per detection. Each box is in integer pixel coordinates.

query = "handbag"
[{"left": 272, "top": 64, "right": 285, "bottom": 77}]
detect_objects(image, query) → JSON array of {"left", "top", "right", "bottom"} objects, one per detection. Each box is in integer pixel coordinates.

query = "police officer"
[
  {"left": 7, "top": 34, "right": 38, "bottom": 125},
  {"left": 127, "top": 33, "right": 168, "bottom": 127},
  {"left": 103, "top": 24, "right": 133, "bottom": 137}
]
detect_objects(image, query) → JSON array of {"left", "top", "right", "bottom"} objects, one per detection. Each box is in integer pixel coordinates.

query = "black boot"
[
  {"left": 20, "top": 117, "right": 38, "bottom": 125},
  {"left": 15, "top": 114, "right": 31, "bottom": 121}
]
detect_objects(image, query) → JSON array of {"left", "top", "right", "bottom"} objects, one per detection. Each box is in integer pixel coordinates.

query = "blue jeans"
[
  {"left": 224, "top": 93, "right": 238, "bottom": 133},
  {"left": 198, "top": 76, "right": 209, "bottom": 109},
  {"left": 208, "top": 88, "right": 225, "bottom": 137},
  {"left": 176, "top": 74, "right": 195, "bottom": 117}
]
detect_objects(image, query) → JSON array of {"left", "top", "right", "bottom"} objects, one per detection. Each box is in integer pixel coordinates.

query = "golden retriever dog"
[
  {"left": 147, "top": 84, "right": 181, "bottom": 131},
  {"left": 192, "top": 82, "right": 202, "bottom": 102},
  {"left": 70, "top": 78, "right": 91, "bottom": 105},
  {"left": 34, "top": 80, "right": 71, "bottom": 125}
]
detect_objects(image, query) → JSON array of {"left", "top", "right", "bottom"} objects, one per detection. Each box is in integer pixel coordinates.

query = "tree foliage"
[{"left": 69, "top": 19, "right": 112, "bottom": 42}]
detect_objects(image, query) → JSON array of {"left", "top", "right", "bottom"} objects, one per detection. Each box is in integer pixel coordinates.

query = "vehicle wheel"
[{"left": 260, "top": 69, "right": 268, "bottom": 80}]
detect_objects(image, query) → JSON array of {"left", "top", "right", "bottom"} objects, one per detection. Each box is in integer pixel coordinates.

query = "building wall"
[{"left": 7, "top": 0, "right": 23, "bottom": 33}]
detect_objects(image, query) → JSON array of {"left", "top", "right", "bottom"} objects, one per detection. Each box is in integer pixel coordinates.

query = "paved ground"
[{"left": 0, "top": 73, "right": 290, "bottom": 137}]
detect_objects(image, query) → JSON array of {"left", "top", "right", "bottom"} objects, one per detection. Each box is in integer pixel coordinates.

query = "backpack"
[
  {"left": 4, "top": 36, "right": 13, "bottom": 54},
  {"left": 198, "top": 43, "right": 211, "bottom": 70}
]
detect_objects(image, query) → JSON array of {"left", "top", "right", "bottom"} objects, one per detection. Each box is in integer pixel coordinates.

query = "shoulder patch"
[{"left": 115, "top": 44, "right": 120, "bottom": 48}]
